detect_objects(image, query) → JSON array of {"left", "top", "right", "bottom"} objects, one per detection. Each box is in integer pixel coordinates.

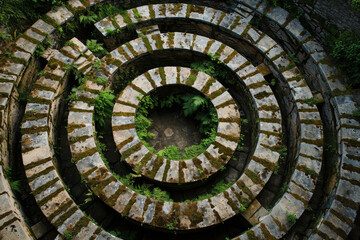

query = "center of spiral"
[{"left": 135, "top": 85, "right": 218, "bottom": 160}]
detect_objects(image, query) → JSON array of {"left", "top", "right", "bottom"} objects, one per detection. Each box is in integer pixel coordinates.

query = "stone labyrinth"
[{"left": 0, "top": 0, "right": 359, "bottom": 239}]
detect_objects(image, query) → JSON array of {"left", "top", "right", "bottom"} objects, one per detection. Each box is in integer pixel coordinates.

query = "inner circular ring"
[{"left": 112, "top": 66, "right": 241, "bottom": 184}]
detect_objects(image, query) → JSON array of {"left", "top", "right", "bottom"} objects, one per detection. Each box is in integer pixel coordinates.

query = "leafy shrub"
[
  {"left": 94, "top": 90, "right": 115, "bottom": 128},
  {"left": 329, "top": 31, "right": 360, "bottom": 88}
]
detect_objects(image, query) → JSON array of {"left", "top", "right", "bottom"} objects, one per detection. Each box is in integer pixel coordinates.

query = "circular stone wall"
[{"left": 113, "top": 67, "right": 241, "bottom": 184}]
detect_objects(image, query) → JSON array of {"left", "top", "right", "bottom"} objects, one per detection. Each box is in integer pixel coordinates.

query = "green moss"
[
  {"left": 247, "top": 80, "right": 267, "bottom": 89},
  {"left": 162, "top": 160, "right": 171, "bottom": 182},
  {"left": 208, "top": 87, "right": 226, "bottom": 100},
  {"left": 176, "top": 66, "right": 181, "bottom": 84},
  {"left": 144, "top": 72, "right": 157, "bottom": 89},
  {"left": 149, "top": 5, "right": 155, "bottom": 19},
  {"left": 217, "top": 132, "right": 239, "bottom": 143},
  {"left": 296, "top": 165, "right": 318, "bottom": 178},
  {"left": 169, "top": 3, "right": 183, "bottom": 15},
  {"left": 124, "top": 42, "right": 138, "bottom": 57},
  {"left": 246, "top": 230, "right": 257, "bottom": 240},
  {"left": 21, "top": 126, "right": 49, "bottom": 135},
  {"left": 168, "top": 32, "right": 175, "bottom": 48},
  {"left": 260, "top": 118, "right": 281, "bottom": 124},
  {"left": 116, "top": 136, "right": 134, "bottom": 151},
  {"left": 185, "top": 70, "right": 198, "bottom": 86},
  {"left": 301, "top": 138, "right": 323, "bottom": 147},
  {"left": 24, "top": 157, "right": 52, "bottom": 170},
  {"left": 323, "top": 220, "right": 348, "bottom": 239},
  {"left": 27, "top": 166, "right": 55, "bottom": 182},
  {"left": 216, "top": 99, "right": 235, "bottom": 109},
  {"left": 184, "top": 202, "right": 203, "bottom": 227},
  {"left": 178, "top": 161, "right": 186, "bottom": 183},
  {"left": 280, "top": 64, "right": 296, "bottom": 72},
  {"left": 244, "top": 169, "right": 265, "bottom": 185},
  {"left": 252, "top": 156, "right": 276, "bottom": 171},
  {"left": 106, "top": 185, "right": 126, "bottom": 207},
  {"left": 47, "top": 200, "right": 73, "bottom": 222},
  {"left": 148, "top": 157, "right": 164, "bottom": 179},
  {"left": 259, "top": 130, "right": 282, "bottom": 137},
  {"left": 53, "top": 206, "right": 78, "bottom": 227},
  {"left": 159, "top": 4, "right": 166, "bottom": 16},
  {"left": 72, "top": 148, "right": 98, "bottom": 163},
  {"left": 116, "top": 100, "right": 137, "bottom": 108},
  {"left": 223, "top": 191, "right": 239, "bottom": 213},
  {"left": 129, "top": 83, "right": 146, "bottom": 95},
  {"left": 259, "top": 223, "right": 276, "bottom": 240},
  {"left": 254, "top": 91, "right": 272, "bottom": 99},
  {"left": 151, "top": 34, "right": 164, "bottom": 50},
  {"left": 186, "top": 5, "right": 204, "bottom": 18},
  {"left": 151, "top": 201, "right": 166, "bottom": 226},
  {"left": 120, "top": 142, "right": 142, "bottom": 161},
  {"left": 122, "top": 194, "right": 137, "bottom": 216},
  {"left": 141, "top": 35, "right": 153, "bottom": 52},
  {"left": 159, "top": 67, "right": 166, "bottom": 85},
  {"left": 236, "top": 180, "right": 254, "bottom": 199},
  {"left": 117, "top": 46, "right": 132, "bottom": 61},
  {"left": 38, "top": 188, "right": 63, "bottom": 206},
  {"left": 41, "top": 14, "right": 60, "bottom": 28}
]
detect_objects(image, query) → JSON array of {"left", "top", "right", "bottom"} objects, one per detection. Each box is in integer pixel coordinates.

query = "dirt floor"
[{"left": 146, "top": 107, "right": 202, "bottom": 153}]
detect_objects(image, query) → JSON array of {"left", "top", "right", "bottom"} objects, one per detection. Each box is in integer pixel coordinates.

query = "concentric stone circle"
[
  {"left": 0, "top": 0, "right": 358, "bottom": 239},
  {"left": 113, "top": 66, "right": 241, "bottom": 183}
]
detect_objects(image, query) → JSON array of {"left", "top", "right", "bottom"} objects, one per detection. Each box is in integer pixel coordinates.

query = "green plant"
[
  {"left": 275, "top": 145, "right": 287, "bottom": 160},
  {"left": 352, "top": 0, "right": 360, "bottom": 11},
  {"left": 86, "top": 39, "right": 108, "bottom": 56},
  {"left": 287, "top": 213, "right": 297, "bottom": 225},
  {"left": 94, "top": 89, "right": 115, "bottom": 128},
  {"left": 281, "top": 183, "right": 289, "bottom": 193},
  {"left": 79, "top": 11, "right": 98, "bottom": 26},
  {"left": 273, "top": 164, "right": 280, "bottom": 175},
  {"left": 135, "top": 91, "right": 218, "bottom": 160},
  {"left": 0, "top": 32, "right": 12, "bottom": 43},
  {"left": 63, "top": 231, "right": 73, "bottom": 240},
  {"left": 328, "top": 31, "right": 360, "bottom": 87},
  {"left": 167, "top": 222, "right": 175, "bottom": 230},
  {"left": 95, "top": 77, "right": 107, "bottom": 85},
  {"left": 191, "top": 54, "right": 236, "bottom": 85},
  {"left": 93, "top": 60, "right": 102, "bottom": 70},
  {"left": 105, "top": 28, "right": 121, "bottom": 36},
  {"left": 242, "top": 119, "right": 249, "bottom": 124},
  {"left": 239, "top": 204, "right": 246, "bottom": 212},
  {"left": 37, "top": 70, "right": 47, "bottom": 77},
  {"left": 157, "top": 145, "right": 181, "bottom": 160},
  {"left": 66, "top": 87, "right": 79, "bottom": 102},
  {"left": 304, "top": 98, "right": 319, "bottom": 105},
  {"left": 353, "top": 108, "right": 360, "bottom": 118}
]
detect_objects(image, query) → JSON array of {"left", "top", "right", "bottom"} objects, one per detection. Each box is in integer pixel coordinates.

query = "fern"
[
  {"left": 94, "top": 90, "right": 115, "bottom": 128},
  {"left": 86, "top": 39, "right": 108, "bottom": 56},
  {"left": 182, "top": 94, "right": 207, "bottom": 116},
  {"left": 80, "top": 11, "right": 98, "bottom": 26}
]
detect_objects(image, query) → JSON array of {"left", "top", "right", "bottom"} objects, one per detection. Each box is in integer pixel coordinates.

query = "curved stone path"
[
  {"left": 113, "top": 67, "right": 241, "bottom": 183},
  {"left": 0, "top": 0, "right": 358, "bottom": 239}
]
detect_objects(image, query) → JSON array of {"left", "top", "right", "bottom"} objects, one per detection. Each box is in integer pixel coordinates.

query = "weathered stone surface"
[
  {"left": 46, "top": 6, "right": 74, "bottom": 25},
  {"left": 132, "top": 75, "right": 154, "bottom": 94},
  {"left": 210, "top": 193, "right": 235, "bottom": 220},
  {"left": 16, "top": 37, "right": 37, "bottom": 54}
]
